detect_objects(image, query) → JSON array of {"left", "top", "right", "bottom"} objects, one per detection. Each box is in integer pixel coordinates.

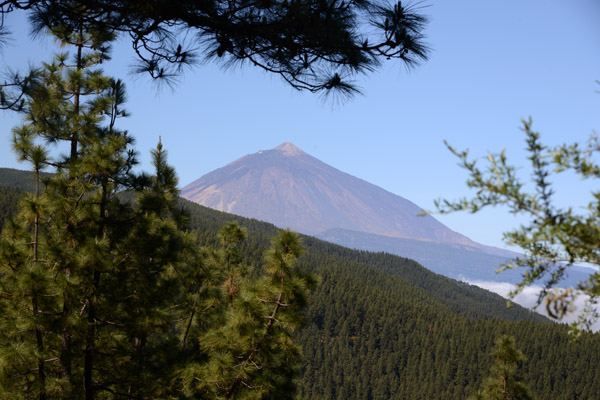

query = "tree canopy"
[
  {"left": 0, "top": 18, "right": 318, "bottom": 397},
  {"left": 0, "top": 0, "right": 429, "bottom": 109},
  {"left": 0, "top": 1, "right": 428, "bottom": 397}
]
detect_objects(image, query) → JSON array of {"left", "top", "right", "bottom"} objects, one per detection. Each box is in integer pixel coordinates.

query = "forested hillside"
[
  {"left": 0, "top": 169, "right": 40, "bottom": 229},
  {"left": 0, "top": 186, "right": 22, "bottom": 230},
  {"left": 0, "top": 168, "right": 49, "bottom": 192},
  {"left": 1, "top": 169, "right": 599, "bottom": 399},
  {"left": 181, "top": 196, "right": 600, "bottom": 399}
]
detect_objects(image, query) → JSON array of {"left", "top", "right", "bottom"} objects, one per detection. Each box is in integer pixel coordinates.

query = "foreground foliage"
[
  {"left": 0, "top": 0, "right": 430, "bottom": 107},
  {"left": 0, "top": 25, "right": 315, "bottom": 398},
  {"left": 437, "top": 119, "right": 600, "bottom": 329}
]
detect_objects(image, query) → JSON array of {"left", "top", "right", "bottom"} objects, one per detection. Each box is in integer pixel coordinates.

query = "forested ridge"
[
  {"left": 1, "top": 168, "right": 599, "bottom": 399},
  {"left": 0, "top": 186, "right": 22, "bottom": 231}
]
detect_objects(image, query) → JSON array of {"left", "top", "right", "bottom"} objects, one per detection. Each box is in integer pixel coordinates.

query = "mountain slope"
[
  {"left": 317, "top": 227, "right": 594, "bottom": 287},
  {"left": 159, "top": 198, "right": 600, "bottom": 400},
  {"left": 181, "top": 144, "right": 593, "bottom": 286},
  {"left": 0, "top": 168, "right": 46, "bottom": 192},
  {"left": 182, "top": 142, "right": 492, "bottom": 251}
]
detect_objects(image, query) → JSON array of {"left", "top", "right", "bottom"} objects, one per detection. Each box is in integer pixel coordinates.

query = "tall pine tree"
[{"left": 0, "top": 17, "right": 316, "bottom": 399}]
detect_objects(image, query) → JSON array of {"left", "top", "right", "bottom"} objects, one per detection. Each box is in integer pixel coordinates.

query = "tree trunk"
[{"left": 33, "top": 168, "right": 46, "bottom": 400}]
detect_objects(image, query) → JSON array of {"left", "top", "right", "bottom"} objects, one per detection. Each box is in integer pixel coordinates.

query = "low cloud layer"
[{"left": 465, "top": 279, "right": 600, "bottom": 332}]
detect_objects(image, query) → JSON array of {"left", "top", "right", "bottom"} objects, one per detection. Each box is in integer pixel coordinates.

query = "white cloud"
[{"left": 465, "top": 279, "right": 600, "bottom": 332}]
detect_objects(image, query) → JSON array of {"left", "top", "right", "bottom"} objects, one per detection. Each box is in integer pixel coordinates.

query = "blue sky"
[{"left": 1, "top": 1, "right": 599, "bottom": 251}]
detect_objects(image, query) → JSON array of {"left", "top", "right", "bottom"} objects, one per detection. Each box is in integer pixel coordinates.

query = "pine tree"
[
  {"left": 437, "top": 119, "right": 600, "bottom": 328},
  {"left": 0, "top": 21, "right": 134, "bottom": 397},
  {"left": 1, "top": 0, "right": 430, "bottom": 97},
  {"left": 470, "top": 335, "right": 534, "bottom": 400},
  {"left": 176, "top": 227, "right": 318, "bottom": 399},
  {"left": 0, "top": 20, "right": 317, "bottom": 398}
]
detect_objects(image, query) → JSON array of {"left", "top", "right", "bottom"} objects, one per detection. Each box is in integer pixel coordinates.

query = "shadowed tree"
[
  {"left": 0, "top": 20, "right": 317, "bottom": 397},
  {"left": 176, "top": 228, "right": 318, "bottom": 399},
  {"left": 0, "top": 0, "right": 429, "bottom": 105}
]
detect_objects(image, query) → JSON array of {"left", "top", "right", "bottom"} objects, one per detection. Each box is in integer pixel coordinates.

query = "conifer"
[
  {"left": 0, "top": 19, "right": 316, "bottom": 398},
  {"left": 470, "top": 335, "right": 534, "bottom": 400}
]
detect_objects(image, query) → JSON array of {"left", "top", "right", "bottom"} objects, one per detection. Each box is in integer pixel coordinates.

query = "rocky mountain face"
[
  {"left": 181, "top": 142, "right": 590, "bottom": 286},
  {"left": 182, "top": 142, "right": 501, "bottom": 253}
]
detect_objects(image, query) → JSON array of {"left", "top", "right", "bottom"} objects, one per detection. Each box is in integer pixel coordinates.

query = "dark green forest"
[{"left": 1, "top": 168, "right": 599, "bottom": 399}]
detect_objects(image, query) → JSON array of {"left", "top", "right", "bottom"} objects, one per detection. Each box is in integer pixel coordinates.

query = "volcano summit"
[
  {"left": 183, "top": 142, "right": 480, "bottom": 248},
  {"left": 181, "top": 142, "right": 590, "bottom": 286}
]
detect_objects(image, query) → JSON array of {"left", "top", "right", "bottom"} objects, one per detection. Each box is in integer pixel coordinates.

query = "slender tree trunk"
[
  {"left": 32, "top": 168, "right": 47, "bottom": 400},
  {"left": 181, "top": 309, "right": 195, "bottom": 351},
  {"left": 60, "top": 329, "right": 72, "bottom": 389},
  {"left": 128, "top": 334, "right": 147, "bottom": 396},
  {"left": 84, "top": 181, "right": 108, "bottom": 400},
  {"left": 33, "top": 297, "right": 46, "bottom": 400},
  {"left": 84, "top": 300, "right": 97, "bottom": 400},
  {"left": 33, "top": 168, "right": 39, "bottom": 263},
  {"left": 61, "top": 28, "right": 84, "bottom": 396},
  {"left": 70, "top": 27, "right": 83, "bottom": 163}
]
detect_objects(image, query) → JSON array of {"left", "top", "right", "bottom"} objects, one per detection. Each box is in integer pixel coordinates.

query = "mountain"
[
  {"left": 182, "top": 142, "right": 480, "bottom": 244},
  {"left": 2, "top": 167, "right": 600, "bottom": 399},
  {"left": 318, "top": 227, "right": 524, "bottom": 282},
  {"left": 181, "top": 143, "right": 590, "bottom": 286},
  {"left": 317, "top": 228, "right": 595, "bottom": 287}
]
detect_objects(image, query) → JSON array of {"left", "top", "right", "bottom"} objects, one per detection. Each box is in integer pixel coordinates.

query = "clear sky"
[{"left": 1, "top": 1, "right": 599, "bottom": 251}]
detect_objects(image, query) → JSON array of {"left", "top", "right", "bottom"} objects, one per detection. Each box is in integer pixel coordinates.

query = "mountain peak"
[
  {"left": 181, "top": 143, "right": 481, "bottom": 247},
  {"left": 273, "top": 142, "right": 305, "bottom": 156}
]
